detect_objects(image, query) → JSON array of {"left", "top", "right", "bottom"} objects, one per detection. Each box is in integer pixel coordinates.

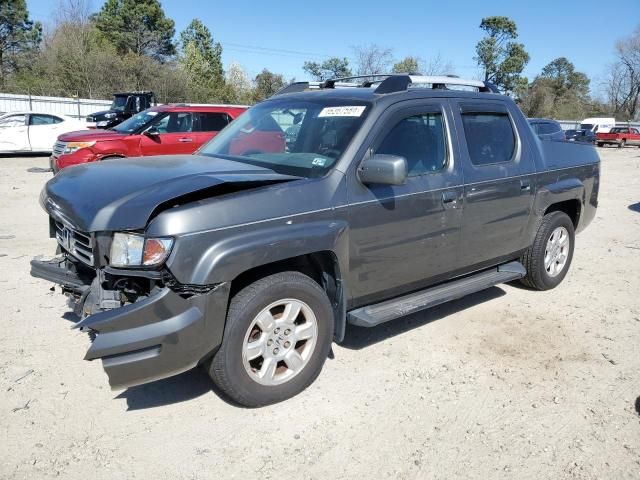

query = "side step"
[{"left": 347, "top": 261, "right": 525, "bottom": 328}]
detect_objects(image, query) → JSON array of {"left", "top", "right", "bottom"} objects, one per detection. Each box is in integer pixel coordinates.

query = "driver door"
[
  {"left": 346, "top": 100, "right": 464, "bottom": 306},
  {"left": 0, "top": 114, "right": 29, "bottom": 152},
  {"left": 139, "top": 112, "right": 197, "bottom": 156}
]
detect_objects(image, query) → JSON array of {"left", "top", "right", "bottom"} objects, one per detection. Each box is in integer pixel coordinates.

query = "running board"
[{"left": 347, "top": 261, "right": 526, "bottom": 328}]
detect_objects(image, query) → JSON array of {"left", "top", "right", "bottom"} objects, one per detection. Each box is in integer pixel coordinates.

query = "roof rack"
[{"left": 272, "top": 74, "right": 500, "bottom": 97}]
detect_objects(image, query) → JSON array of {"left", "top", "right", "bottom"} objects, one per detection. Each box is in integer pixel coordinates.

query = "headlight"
[
  {"left": 104, "top": 112, "right": 117, "bottom": 119},
  {"left": 110, "top": 233, "right": 174, "bottom": 268},
  {"left": 63, "top": 141, "right": 95, "bottom": 154}
]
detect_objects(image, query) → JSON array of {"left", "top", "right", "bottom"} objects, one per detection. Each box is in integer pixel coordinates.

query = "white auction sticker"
[{"left": 318, "top": 106, "right": 366, "bottom": 117}]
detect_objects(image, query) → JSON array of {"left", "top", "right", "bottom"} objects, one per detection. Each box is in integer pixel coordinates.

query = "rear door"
[
  {"left": 347, "top": 99, "right": 464, "bottom": 306},
  {"left": 191, "top": 112, "right": 232, "bottom": 148},
  {"left": 0, "top": 114, "right": 29, "bottom": 152},
  {"left": 452, "top": 100, "right": 537, "bottom": 269},
  {"left": 139, "top": 112, "right": 197, "bottom": 156},
  {"left": 27, "top": 114, "right": 67, "bottom": 151}
]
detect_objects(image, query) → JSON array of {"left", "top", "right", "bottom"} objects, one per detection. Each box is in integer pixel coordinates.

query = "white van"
[{"left": 580, "top": 117, "right": 616, "bottom": 133}]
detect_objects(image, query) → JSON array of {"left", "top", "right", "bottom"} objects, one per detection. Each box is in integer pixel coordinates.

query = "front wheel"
[
  {"left": 520, "top": 211, "right": 575, "bottom": 290},
  {"left": 208, "top": 271, "right": 334, "bottom": 407},
  {"left": 618, "top": 139, "right": 626, "bottom": 148}
]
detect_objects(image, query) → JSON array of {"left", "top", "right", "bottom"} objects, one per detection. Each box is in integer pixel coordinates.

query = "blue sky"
[{"left": 27, "top": 0, "right": 639, "bottom": 96}]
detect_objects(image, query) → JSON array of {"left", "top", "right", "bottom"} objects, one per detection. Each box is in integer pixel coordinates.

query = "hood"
[
  {"left": 58, "top": 129, "right": 129, "bottom": 142},
  {"left": 42, "top": 155, "right": 299, "bottom": 232}
]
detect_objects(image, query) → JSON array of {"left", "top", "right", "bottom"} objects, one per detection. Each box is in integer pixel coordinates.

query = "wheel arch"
[{"left": 189, "top": 220, "right": 350, "bottom": 342}]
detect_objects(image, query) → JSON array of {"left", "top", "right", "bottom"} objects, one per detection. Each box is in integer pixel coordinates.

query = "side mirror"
[
  {"left": 359, "top": 154, "right": 408, "bottom": 186},
  {"left": 144, "top": 126, "right": 159, "bottom": 137}
]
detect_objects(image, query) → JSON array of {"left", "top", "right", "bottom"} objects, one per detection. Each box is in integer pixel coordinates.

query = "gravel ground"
[{"left": 0, "top": 148, "right": 639, "bottom": 480}]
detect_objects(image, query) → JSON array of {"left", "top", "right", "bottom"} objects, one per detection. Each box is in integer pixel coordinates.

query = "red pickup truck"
[
  {"left": 596, "top": 126, "right": 640, "bottom": 148},
  {"left": 51, "top": 104, "right": 248, "bottom": 172}
]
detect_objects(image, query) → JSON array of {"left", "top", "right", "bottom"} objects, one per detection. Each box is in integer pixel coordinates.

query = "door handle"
[
  {"left": 520, "top": 179, "right": 531, "bottom": 191},
  {"left": 178, "top": 137, "right": 193, "bottom": 143},
  {"left": 442, "top": 191, "right": 458, "bottom": 208}
]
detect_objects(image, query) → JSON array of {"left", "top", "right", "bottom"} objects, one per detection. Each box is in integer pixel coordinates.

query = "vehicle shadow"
[
  {"left": 629, "top": 202, "right": 640, "bottom": 213},
  {"left": 0, "top": 152, "right": 48, "bottom": 158},
  {"left": 635, "top": 396, "right": 640, "bottom": 416},
  {"left": 91, "top": 287, "right": 506, "bottom": 410},
  {"left": 341, "top": 286, "right": 506, "bottom": 350},
  {"left": 115, "top": 367, "right": 223, "bottom": 411}
]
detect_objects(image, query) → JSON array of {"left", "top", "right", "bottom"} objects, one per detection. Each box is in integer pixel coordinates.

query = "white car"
[{"left": 0, "top": 111, "right": 86, "bottom": 154}]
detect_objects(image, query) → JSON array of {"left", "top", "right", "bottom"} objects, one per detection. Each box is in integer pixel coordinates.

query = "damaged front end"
[{"left": 31, "top": 241, "right": 229, "bottom": 390}]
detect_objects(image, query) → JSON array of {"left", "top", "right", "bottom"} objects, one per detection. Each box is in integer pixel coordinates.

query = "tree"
[
  {"left": 253, "top": 69, "right": 285, "bottom": 102},
  {"left": 0, "top": 0, "right": 42, "bottom": 86},
  {"left": 474, "top": 16, "right": 529, "bottom": 95},
  {"left": 352, "top": 43, "right": 393, "bottom": 76},
  {"left": 605, "top": 27, "right": 640, "bottom": 120},
  {"left": 179, "top": 19, "right": 224, "bottom": 102},
  {"left": 392, "top": 54, "right": 454, "bottom": 75},
  {"left": 91, "top": 0, "right": 175, "bottom": 60},
  {"left": 303, "top": 57, "right": 351, "bottom": 81},
  {"left": 519, "top": 58, "right": 592, "bottom": 119},
  {"left": 393, "top": 56, "right": 420, "bottom": 74}
]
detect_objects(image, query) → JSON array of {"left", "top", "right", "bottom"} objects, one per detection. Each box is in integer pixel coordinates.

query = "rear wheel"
[
  {"left": 618, "top": 139, "right": 626, "bottom": 148},
  {"left": 596, "top": 142, "right": 604, "bottom": 147},
  {"left": 208, "top": 271, "right": 334, "bottom": 407},
  {"left": 520, "top": 211, "right": 575, "bottom": 290}
]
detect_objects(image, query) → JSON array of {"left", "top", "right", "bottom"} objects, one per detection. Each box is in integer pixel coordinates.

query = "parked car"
[
  {"left": 596, "top": 126, "right": 640, "bottom": 148},
  {"left": 565, "top": 129, "right": 596, "bottom": 143},
  {"left": 528, "top": 118, "right": 565, "bottom": 141},
  {"left": 579, "top": 117, "right": 616, "bottom": 134},
  {"left": 51, "top": 104, "right": 249, "bottom": 173},
  {"left": 31, "top": 74, "right": 599, "bottom": 407},
  {"left": 0, "top": 111, "right": 86, "bottom": 154},
  {"left": 86, "top": 91, "right": 156, "bottom": 129}
]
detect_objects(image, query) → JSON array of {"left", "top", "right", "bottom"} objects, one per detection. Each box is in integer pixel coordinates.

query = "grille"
[
  {"left": 85, "top": 116, "right": 94, "bottom": 122},
  {"left": 52, "top": 141, "right": 66, "bottom": 157},
  {"left": 54, "top": 220, "right": 94, "bottom": 266}
]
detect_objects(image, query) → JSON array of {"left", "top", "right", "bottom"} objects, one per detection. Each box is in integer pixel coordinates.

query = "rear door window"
[
  {"left": 461, "top": 112, "right": 515, "bottom": 165},
  {"left": 29, "top": 114, "right": 63, "bottom": 125},
  {"left": 194, "top": 112, "right": 231, "bottom": 132}
]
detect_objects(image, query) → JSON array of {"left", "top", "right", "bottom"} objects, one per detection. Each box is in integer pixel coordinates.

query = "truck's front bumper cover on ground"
[{"left": 75, "top": 285, "right": 229, "bottom": 390}]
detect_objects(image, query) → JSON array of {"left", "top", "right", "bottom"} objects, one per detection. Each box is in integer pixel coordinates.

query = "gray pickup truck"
[{"left": 31, "top": 75, "right": 600, "bottom": 407}]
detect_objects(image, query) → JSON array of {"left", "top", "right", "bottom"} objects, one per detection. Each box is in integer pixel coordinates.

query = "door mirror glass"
[{"left": 359, "top": 154, "right": 407, "bottom": 186}]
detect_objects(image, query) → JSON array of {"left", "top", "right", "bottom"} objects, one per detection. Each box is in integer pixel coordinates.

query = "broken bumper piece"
[{"left": 74, "top": 285, "right": 229, "bottom": 390}]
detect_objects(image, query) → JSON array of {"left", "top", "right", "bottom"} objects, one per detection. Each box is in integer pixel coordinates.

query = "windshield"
[
  {"left": 110, "top": 96, "right": 128, "bottom": 112},
  {"left": 198, "top": 98, "right": 371, "bottom": 178},
  {"left": 579, "top": 123, "right": 594, "bottom": 131},
  {"left": 111, "top": 109, "right": 160, "bottom": 133}
]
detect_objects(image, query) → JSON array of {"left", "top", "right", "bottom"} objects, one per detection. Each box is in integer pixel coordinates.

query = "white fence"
[{"left": 0, "top": 92, "right": 111, "bottom": 119}]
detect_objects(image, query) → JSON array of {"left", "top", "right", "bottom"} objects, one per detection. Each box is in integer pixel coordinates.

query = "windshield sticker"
[
  {"left": 318, "top": 106, "right": 366, "bottom": 117},
  {"left": 312, "top": 158, "right": 327, "bottom": 167}
]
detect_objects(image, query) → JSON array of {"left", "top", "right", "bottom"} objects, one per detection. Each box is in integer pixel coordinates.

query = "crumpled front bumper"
[{"left": 31, "top": 257, "right": 230, "bottom": 390}]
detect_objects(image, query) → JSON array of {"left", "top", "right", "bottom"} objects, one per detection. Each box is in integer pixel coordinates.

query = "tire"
[
  {"left": 618, "top": 139, "right": 626, "bottom": 148},
  {"left": 99, "top": 155, "right": 124, "bottom": 161},
  {"left": 596, "top": 142, "right": 603, "bottom": 147},
  {"left": 208, "top": 271, "right": 334, "bottom": 407},
  {"left": 520, "top": 211, "right": 575, "bottom": 291}
]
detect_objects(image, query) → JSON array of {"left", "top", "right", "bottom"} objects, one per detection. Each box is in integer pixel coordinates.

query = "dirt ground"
[{"left": 0, "top": 147, "right": 638, "bottom": 480}]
